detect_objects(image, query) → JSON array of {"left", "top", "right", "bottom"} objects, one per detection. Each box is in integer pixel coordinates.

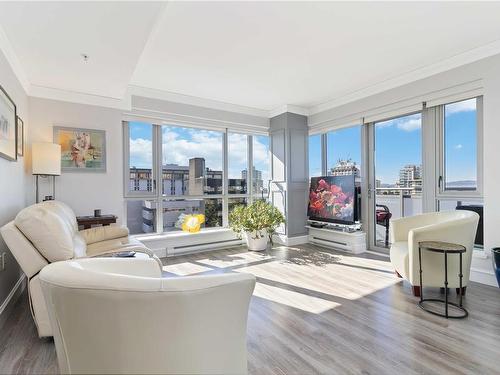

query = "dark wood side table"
[
  {"left": 418, "top": 241, "right": 468, "bottom": 319},
  {"left": 76, "top": 215, "right": 117, "bottom": 230}
]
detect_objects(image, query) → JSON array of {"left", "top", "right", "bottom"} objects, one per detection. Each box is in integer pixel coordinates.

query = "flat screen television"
[{"left": 307, "top": 175, "right": 356, "bottom": 225}]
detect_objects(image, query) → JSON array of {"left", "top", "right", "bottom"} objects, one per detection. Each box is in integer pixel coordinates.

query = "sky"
[
  {"left": 309, "top": 98, "right": 477, "bottom": 185},
  {"left": 129, "top": 122, "right": 270, "bottom": 183}
]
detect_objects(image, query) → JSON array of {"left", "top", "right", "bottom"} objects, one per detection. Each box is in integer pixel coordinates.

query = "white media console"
[{"left": 306, "top": 225, "right": 367, "bottom": 254}]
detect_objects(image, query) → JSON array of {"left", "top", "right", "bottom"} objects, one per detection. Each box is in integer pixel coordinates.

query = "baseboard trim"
[
  {"left": 274, "top": 235, "right": 309, "bottom": 246},
  {"left": 470, "top": 267, "right": 497, "bottom": 287},
  {"left": 0, "top": 275, "right": 26, "bottom": 330}
]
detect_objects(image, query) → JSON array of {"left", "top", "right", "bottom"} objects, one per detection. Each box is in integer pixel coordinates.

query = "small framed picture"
[
  {"left": 53, "top": 126, "right": 106, "bottom": 173},
  {"left": 0, "top": 84, "right": 17, "bottom": 161},
  {"left": 17, "top": 116, "right": 24, "bottom": 157}
]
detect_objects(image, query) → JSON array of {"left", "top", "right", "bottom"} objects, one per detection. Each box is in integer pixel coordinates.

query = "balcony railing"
[{"left": 375, "top": 187, "right": 422, "bottom": 220}]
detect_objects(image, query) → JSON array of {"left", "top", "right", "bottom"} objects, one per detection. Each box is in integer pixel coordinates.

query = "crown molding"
[
  {"left": 268, "top": 104, "right": 309, "bottom": 118},
  {"left": 309, "top": 39, "right": 500, "bottom": 115},
  {"left": 30, "top": 85, "right": 131, "bottom": 110},
  {"left": 0, "top": 23, "right": 30, "bottom": 94},
  {"left": 129, "top": 85, "right": 270, "bottom": 118},
  {"left": 2, "top": 20, "right": 499, "bottom": 120}
]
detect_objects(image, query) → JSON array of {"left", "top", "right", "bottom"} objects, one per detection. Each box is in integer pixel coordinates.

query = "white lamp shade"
[{"left": 32, "top": 143, "right": 61, "bottom": 176}]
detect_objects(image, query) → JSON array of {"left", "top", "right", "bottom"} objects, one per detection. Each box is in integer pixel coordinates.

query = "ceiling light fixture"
[{"left": 81, "top": 53, "right": 89, "bottom": 63}]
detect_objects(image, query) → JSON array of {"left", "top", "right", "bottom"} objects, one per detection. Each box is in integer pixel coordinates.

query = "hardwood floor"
[{"left": 1, "top": 243, "right": 499, "bottom": 374}]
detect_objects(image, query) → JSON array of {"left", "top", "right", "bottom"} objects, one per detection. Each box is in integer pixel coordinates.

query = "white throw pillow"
[{"left": 15, "top": 202, "right": 75, "bottom": 262}]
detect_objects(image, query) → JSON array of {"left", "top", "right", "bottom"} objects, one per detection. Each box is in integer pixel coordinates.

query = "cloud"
[
  {"left": 375, "top": 120, "right": 393, "bottom": 129},
  {"left": 377, "top": 114, "right": 421, "bottom": 132},
  {"left": 397, "top": 118, "right": 421, "bottom": 132},
  {"left": 445, "top": 98, "right": 476, "bottom": 115},
  {"left": 130, "top": 127, "right": 270, "bottom": 182},
  {"left": 162, "top": 127, "right": 223, "bottom": 171},
  {"left": 454, "top": 144, "right": 463, "bottom": 150},
  {"left": 129, "top": 138, "right": 152, "bottom": 168}
]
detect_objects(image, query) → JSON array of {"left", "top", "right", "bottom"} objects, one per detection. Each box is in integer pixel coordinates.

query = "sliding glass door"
[{"left": 368, "top": 113, "right": 423, "bottom": 250}]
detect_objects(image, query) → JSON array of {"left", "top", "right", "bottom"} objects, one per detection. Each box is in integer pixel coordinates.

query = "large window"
[
  {"left": 124, "top": 122, "right": 269, "bottom": 235},
  {"left": 442, "top": 98, "right": 479, "bottom": 192},
  {"left": 310, "top": 96, "right": 483, "bottom": 253}
]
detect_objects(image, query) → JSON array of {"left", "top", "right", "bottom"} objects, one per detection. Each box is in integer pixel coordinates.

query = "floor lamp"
[{"left": 32, "top": 142, "right": 61, "bottom": 203}]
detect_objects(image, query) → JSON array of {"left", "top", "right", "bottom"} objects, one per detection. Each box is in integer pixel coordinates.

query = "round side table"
[{"left": 418, "top": 241, "right": 468, "bottom": 319}]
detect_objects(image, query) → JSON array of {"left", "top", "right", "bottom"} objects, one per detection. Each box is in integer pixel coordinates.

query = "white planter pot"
[{"left": 245, "top": 230, "right": 268, "bottom": 251}]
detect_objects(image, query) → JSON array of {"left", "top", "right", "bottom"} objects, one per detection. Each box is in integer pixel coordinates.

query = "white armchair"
[
  {"left": 390, "top": 211, "right": 479, "bottom": 296},
  {"left": 39, "top": 258, "right": 256, "bottom": 375},
  {"left": 0, "top": 200, "right": 161, "bottom": 337}
]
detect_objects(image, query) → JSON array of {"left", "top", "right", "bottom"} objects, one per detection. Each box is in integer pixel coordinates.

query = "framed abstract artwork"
[
  {"left": 17, "top": 116, "right": 24, "bottom": 156},
  {"left": 0, "top": 84, "right": 17, "bottom": 161},
  {"left": 53, "top": 126, "right": 106, "bottom": 172}
]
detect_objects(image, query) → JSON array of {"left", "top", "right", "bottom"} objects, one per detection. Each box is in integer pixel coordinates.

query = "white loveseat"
[
  {"left": 0, "top": 200, "right": 161, "bottom": 337},
  {"left": 40, "top": 257, "right": 256, "bottom": 375},
  {"left": 389, "top": 210, "right": 479, "bottom": 296}
]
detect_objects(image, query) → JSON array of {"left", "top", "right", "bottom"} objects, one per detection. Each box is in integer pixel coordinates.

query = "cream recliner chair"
[
  {"left": 39, "top": 258, "right": 256, "bottom": 375},
  {"left": 0, "top": 200, "right": 161, "bottom": 337},
  {"left": 390, "top": 210, "right": 479, "bottom": 296}
]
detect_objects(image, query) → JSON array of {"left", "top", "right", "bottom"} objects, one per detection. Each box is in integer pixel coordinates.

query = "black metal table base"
[
  {"left": 418, "top": 298, "right": 468, "bottom": 319},
  {"left": 418, "top": 241, "right": 468, "bottom": 319}
]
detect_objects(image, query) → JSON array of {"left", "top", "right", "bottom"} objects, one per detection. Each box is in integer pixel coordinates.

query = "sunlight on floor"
[
  {"left": 162, "top": 262, "right": 213, "bottom": 276},
  {"left": 253, "top": 281, "right": 341, "bottom": 314},
  {"left": 161, "top": 246, "right": 402, "bottom": 305},
  {"left": 240, "top": 255, "right": 401, "bottom": 301},
  {"left": 194, "top": 250, "right": 273, "bottom": 269}
]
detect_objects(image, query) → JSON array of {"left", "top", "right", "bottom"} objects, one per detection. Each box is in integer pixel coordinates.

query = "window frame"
[
  {"left": 436, "top": 96, "right": 483, "bottom": 199},
  {"left": 123, "top": 121, "right": 270, "bottom": 235}
]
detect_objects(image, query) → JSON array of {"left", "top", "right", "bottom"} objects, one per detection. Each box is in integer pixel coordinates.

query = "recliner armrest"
[{"left": 79, "top": 226, "right": 129, "bottom": 245}]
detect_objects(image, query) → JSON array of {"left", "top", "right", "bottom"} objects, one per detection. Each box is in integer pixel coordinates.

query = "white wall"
[
  {"left": 28, "top": 98, "right": 125, "bottom": 223},
  {"left": 0, "top": 49, "right": 28, "bottom": 310},
  {"left": 309, "top": 54, "right": 500, "bottom": 286}
]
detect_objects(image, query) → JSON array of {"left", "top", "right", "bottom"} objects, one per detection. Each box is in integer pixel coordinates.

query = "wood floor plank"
[{"left": 0, "top": 244, "right": 498, "bottom": 374}]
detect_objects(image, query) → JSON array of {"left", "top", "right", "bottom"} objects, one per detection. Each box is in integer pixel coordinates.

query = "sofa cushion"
[
  {"left": 85, "top": 236, "right": 147, "bottom": 256},
  {"left": 15, "top": 201, "right": 76, "bottom": 262},
  {"left": 79, "top": 226, "right": 129, "bottom": 245}
]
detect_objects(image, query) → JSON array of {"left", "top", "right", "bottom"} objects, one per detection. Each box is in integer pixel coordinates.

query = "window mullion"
[
  {"left": 476, "top": 96, "right": 484, "bottom": 196},
  {"left": 248, "top": 135, "right": 253, "bottom": 203},
  {"left": 321, "top": 133, "right": 327, "bottom": 176},
  {"left": 155, "top": 124, "right": 163, "bottom": 234},
  {"left": 222, "top": 130, "right": 229, "bottom": 227}
]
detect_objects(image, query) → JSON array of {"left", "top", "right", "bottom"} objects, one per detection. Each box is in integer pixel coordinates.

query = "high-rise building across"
[
  {"left": 329, "top": 159, "right": 360, "bottom": 177},
  {"left": 397, "top": 164, "right": 422, "bottom": 194}
]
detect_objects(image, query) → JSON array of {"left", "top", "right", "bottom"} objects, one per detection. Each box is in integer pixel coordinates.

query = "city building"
[
  {"left": 397, "top": 164, "right": 422, "bottom": 194},
  {"left": 328, "top": 158, "right": 361, "bottom": 177},
  {"left": 242, "top": 166, "right": 265, "bottom": 194}
]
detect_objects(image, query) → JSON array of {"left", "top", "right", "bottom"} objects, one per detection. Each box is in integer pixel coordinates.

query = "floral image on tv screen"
[{"left": 308, "top": 175, "right": 355, "bottom": 224}]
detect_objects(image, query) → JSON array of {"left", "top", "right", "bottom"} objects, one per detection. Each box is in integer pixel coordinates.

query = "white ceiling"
[
  {"left": 0, "top": 2, "right": 163, "bottom": 98},
  {"left": 1, "top": 2, "right": 500, "bottom": 115}
]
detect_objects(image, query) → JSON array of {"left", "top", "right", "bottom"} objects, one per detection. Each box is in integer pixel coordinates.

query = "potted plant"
[{"left": 229, "top": 200, "right": 285, "bottom": 251}]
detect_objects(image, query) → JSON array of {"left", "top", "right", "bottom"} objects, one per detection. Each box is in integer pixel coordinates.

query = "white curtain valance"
[
  {"left": 308, "top": 79, "right": 484, "bottom": 133},
  {"left": 363, "top": 102, "right": 423, "bottom": 124},
  {"left": 425, "top": 87, "right": 483, "bottom": 108},
  {"left": 123, "top": 111, "right": 270, "bottom": 135},
  {"left": 308, "top": 116, "right": 363, "bottom": 135}
]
